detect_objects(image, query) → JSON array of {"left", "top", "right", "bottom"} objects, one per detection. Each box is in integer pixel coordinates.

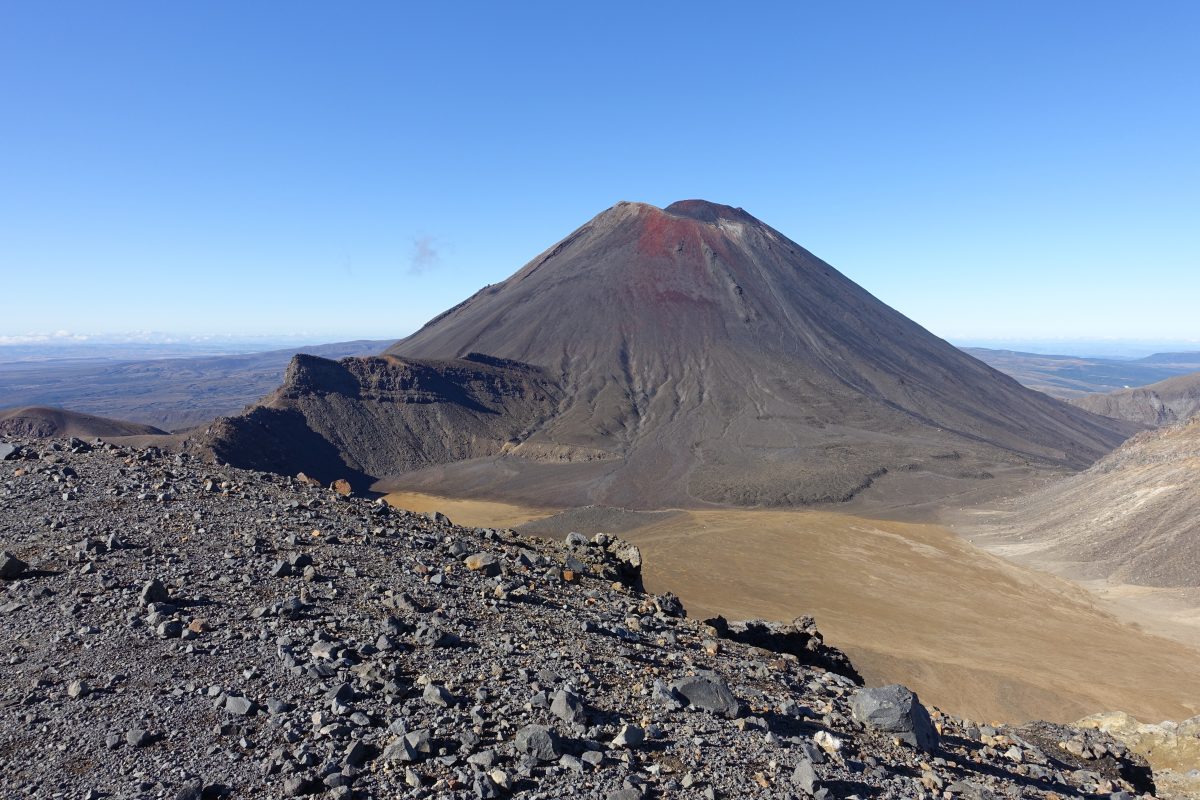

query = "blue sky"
[{"left": 1, "top": 2, "right": 1197, "bottom": 347}]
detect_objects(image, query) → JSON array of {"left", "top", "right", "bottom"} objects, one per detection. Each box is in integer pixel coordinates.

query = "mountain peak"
[
  {"left": 662, "top": 199, "right": 758, "bottom": 225},
  {"left": 601, "top": 200, "right": 760, "bottom": 227},
  {"left": 374, "top": 200, "right": 1132, "bottom": 508}
]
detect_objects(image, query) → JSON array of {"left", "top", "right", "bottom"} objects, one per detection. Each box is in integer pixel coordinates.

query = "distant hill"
[
  {"left": 962, "top": 348, "right": 1200, "bottom": 399},
  {"left": 0, "top": 406, "right": 166, "bottom": 438},
  {"left": 203, "top": 200, "right": 1134, "bottom": 509},
  {"left": 1070, "top": 371, "right": 1200, "bottom": 426},
  {"left": 1135, "top": 352, "right": 1200, "bottom": 365},
  {"left": 0, "top": 339, "right": 394, "bottom": 431},
  {"left": 971, "top": 417, "right": 1200, "bottom": 588}
]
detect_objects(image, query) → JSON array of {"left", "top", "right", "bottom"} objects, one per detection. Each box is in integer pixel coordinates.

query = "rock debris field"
[{"left": 0, "top": 437, "right": 1159, "bottom": 799}]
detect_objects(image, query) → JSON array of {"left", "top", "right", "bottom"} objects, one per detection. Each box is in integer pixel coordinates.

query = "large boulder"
[
  {"left": 464, "top": 552, "right": 501, "bottom": 577},
  {"left": 0, "top": 551, "right": 28, "bottom": 579},
  {"left": 514, "top": 724, "right": 562, "bottom": 762},
  {"left": 850, "top": 684, "right": 938, "bottom": 751},
  {"left": 704, "top": 615, "right": 862, "bottom": 685},
  {"left": 550, "top": 688, "right": 587, "bottom": 726},
  {"left": 139, "top": 578, "right": 171, "bottom": 605},
  {"left": 670, "top": 672, "right": 740, "bottom": 718}
]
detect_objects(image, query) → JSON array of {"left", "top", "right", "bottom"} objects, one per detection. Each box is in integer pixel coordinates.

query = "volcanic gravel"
[{"left": 0, "top": 437, "right": 1155, "bottom": 799}]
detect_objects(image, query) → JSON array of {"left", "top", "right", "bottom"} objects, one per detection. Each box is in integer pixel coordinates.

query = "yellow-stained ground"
[
  {"left": 384, "top": 491, "right": 553, "bottom": 530},
  {"left": 384, "top": 493, "right": 1200, "bottom": 725},
  {"left": 622, "top": 509, "right": 1200, "bottom": 725}
]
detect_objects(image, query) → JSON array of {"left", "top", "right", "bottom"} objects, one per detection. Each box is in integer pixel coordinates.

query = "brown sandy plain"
[{"left": 385, "top": 491, "right": 1200, "bottom": 726}]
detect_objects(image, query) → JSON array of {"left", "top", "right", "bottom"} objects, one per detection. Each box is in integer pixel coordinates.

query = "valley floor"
[
  {"left": 954, "top": 505, "right": 1200, "bottom": 655},
  {"left": 382, "top": 491, "right": 553, "bottom": 529},
  {"left": 385, "top": 491, "right": 1200, "bottom": 727}
]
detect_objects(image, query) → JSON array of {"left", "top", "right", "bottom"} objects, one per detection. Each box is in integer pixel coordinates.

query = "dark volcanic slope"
[
  {"left": 374, "top": 200, "right": 1133, "bottom": 507},
  {"left": 0, "top": 406, "right": 166, "bottom": 438},
  {"left": 1070, "top": 371, "right": 1200, "bottom": 426},
  {"left": 973, "top": 417, "right": 1200, "bottom": 588},
  {"left": 0, "top": 437, "right": 1157, "bottom": 799},
  {"left": 202, "top": 353, "right": 559, "bottom": 489}
]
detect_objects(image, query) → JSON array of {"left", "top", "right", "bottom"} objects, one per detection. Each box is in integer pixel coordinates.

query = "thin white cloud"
[
  {"left": 0, "top": 331, "right": 91, "bottom": 345},
  {"left": 409, "top": 236, "right": 441, "bottom": 275}
]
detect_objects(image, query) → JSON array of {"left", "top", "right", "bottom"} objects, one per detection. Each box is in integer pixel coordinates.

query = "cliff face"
[{"left": 200, "top": 353, "right": 560, "bottom": 487}]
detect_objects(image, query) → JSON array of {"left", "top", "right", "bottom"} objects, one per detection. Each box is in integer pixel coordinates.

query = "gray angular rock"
[
  {"left": 276, "top": 597, "right": 304, "bottom": 620},
  {"left": 654, "top": 592, "right": 686, "bottom": 617},
  {"left": 850, "top": 684, "right": 938, "bottom": 752},
  {"left": 609, "top": 541, "right": 642, "bottom": 587},
  {"left": 464, "top": 552, "right": 500, "bottom": 576},
  {"left": 550, "top": 688, "right": 587, "bottom": 725},
  {"left": 613, "top": 724, "right": 644, "bottom": 748},
  {"left": 514, "top": 724, "right": 562, "bottom": 762},
  {"left": 670, "top": 673, "right": 740, "bottom": 718},
  {"left": 125, "top": 728, "right": 153, "bottom": 747},
  {"left": 282, "top": 775, "right": 319, "bottom": 797},
  {"left": 652, "top": 679, "right": 683, "bottom": 710},
  {"left": 77, "top": 537, "right": 107, "bottom": 556},
  {"left": 325, "top": 681, "right": 354, "bottom": 705},
  {"left": 414, "top": 621, "right": 460, "bottom": 648},
  {"left": 383, "top": 728, "right": 432, "bottom": 762},
  {"left": 156, "top": 620, "right": 184, "bottom": 639},
  {"left": 310, "top": 641, "right": 338, "bottom": 661},
  {"left": 224, "top": 695, "right": 255, "bottom": 715},
  {"left": 382, "top": 737, "right": 417, "bottom": 762},
  {"left": 792, "top": 756, "right": 819, "bottom": 795},
  {"left": 608, "top": 789, "right": 642, "bottom": 800},
  {"left": 0, "top": 551, "right": 28, "bottom": 580},
  {"left": 423, "top": 681, "right": 454, "bottom": 707},
  {"left": 406, "top": 728, "right": 432, "bottom": 753},
  {"left": 343, "top": 740, "right": 371, "bottom": 768},
  {"left": 473, "top": 772, "right": 501, "bottom": 799},
  {"left": 174, "top": 781, "right": 205, "bottom": 800},
  {"left": 140, "top": 578, "right": 170, "bottom": 605},
  {"left": 946, "top": 779, "right": 997, "bottom": 800},
  {"left": 0, "top": 443, "right": 16, "bottom": 461}
]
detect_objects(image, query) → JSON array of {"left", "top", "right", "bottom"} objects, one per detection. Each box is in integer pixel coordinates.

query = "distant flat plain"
[
  {"left": 964, "top": 347, "right": 1200, "bottom": 399},
  {"left": 5, "top": 341, "right": 1198, "bottom": 436},
  {"left": 0, "top": 340, "right": 393, "bottom": 430}
]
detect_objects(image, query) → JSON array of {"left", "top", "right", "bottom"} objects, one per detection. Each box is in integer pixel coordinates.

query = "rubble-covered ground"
[{"left": 0, "top": 438, "right": 1158, "bottom": 799}]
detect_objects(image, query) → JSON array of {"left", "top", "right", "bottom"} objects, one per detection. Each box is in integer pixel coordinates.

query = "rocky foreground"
[{"left": 0, "top": 438, "right": 1159, "bottom": 799}]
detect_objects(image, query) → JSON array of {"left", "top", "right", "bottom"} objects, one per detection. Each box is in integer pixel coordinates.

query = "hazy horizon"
[{"left": 2, "top": 328, "right": 1197, "bottom": 364}]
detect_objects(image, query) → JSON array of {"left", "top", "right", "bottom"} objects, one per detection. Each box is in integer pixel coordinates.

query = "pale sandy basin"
[{"left": 384, "top": 492, "right": 1200, "bottom": 725}]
